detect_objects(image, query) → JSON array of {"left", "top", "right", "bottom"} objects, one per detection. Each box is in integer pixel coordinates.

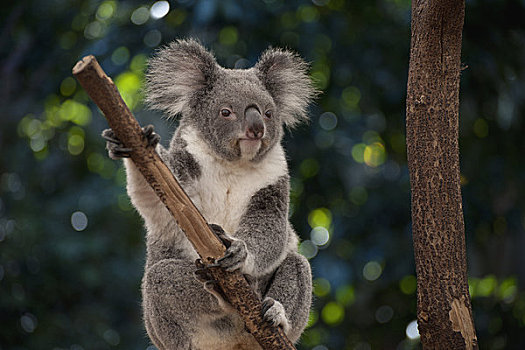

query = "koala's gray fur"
[{"left": 111, "top": 39, "right": 315, "bottom": 350}]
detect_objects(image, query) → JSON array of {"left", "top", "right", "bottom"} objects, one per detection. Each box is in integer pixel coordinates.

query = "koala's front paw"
[
  {"left": 102, "top": 128, "right": 132, "bottom": 159},
  {"left": 261, "top": 297, "right": 290, "bottom": 333},
  {"left": 141, "top": 124, "right": 161, "bottom": 147},
  {"left": 101, "top": 125, "right": 160, "bottom": 159},
  {"left": 209, "top": 224, "right": 249, "bottom": 272},
  {"left": 218, "top": 240, "right": 249, "bottom": 272}
]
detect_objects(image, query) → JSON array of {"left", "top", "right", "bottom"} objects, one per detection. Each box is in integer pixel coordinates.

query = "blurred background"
[{"left": 1, "top": 0, "right": 524, "bottom": 349}]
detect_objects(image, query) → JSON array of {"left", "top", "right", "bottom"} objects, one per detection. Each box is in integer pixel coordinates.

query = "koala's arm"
[
  {"left": 124, "top": 138, "right": 201, "bottom": 234},
  {"left": 232, "top": 175, "right": 292, "bottom": 277}
]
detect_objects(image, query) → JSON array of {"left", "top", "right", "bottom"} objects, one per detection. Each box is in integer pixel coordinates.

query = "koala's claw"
[
  {"left": 261, "top": 297, "right": 274, "bottom": 315},
  {"left": 194, "top": 263, "right": 211, "bottom": 283},
  {"left": 217, "top": 239, "right": 248, "bottom": 272},
  {"left": 194, "top": 259, "right": 221, "bottom": 282},
  {"left": 101, "top": 129, "right": 119, "bottom": 144},
  {"left": 194, "top": 260, "right": 217, "bottom": 288},
  {"left": 195, "top": 258, "right": 207, "bottom": 269},
  {"left": 101, "top": 125, "right": 160, "bottom": 160},
  {"left": 194, "top": 259, "right": 229, "bottom": 307},
  {"left": 102, "top": 129, "right": 132, "bottom": 159},
  {"left": 261, "top": 297, "right": 290, "bottom": 333},
  {"left": 142, "top": 124, "right": 161, "bottom": 147},
  {"left": 209, "top": 224, "right": 231, "bottom": 248},
  {"left": 208, "top": 223, "right": 248, "bottom": 272}
]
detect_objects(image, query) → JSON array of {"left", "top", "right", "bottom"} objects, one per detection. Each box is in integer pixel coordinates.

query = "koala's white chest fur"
[{"left": 181, "top": 126, "right": 287, "bottom": 235}]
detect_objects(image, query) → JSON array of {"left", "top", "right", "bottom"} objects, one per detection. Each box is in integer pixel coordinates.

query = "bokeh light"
[
  {"left": 363, "top": 261, "right": 382, "bottom": 281},
  {"left": 375, "top": 305, "right": 394, "bottom": 324},
  {"left": 20, "top": 313, "right": 37, "bottom": 334},
  {"left": 318, "top": 112, "right": 338, "bottom": 131},
  {"left": 144, "top": 29, "right": 162, "bottom": 47},
  {"left": 150, "top": 1, "right": 170, "bottom": 19},
  {"left": 299, "top": 240, "right": 318, "bottom": 259},
  {"left": 71, "top": 211, "right": 88, "bottom": 231},
  {"left": 131, "top": 7, "right": 149, "bottom": 25},
  {"left": 321, "top": 302, "right": 345, "bottom": 325},
  {"left": 310, "top": 226, "right": 330, "bottom": 246},
  {"left": 406, "top": 320, "right": 420, "bottom": 340}
]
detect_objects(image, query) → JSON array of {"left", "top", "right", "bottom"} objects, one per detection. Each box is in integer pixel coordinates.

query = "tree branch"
[{"left": 73, "top": 55, "right": 296, "bottom": 350}]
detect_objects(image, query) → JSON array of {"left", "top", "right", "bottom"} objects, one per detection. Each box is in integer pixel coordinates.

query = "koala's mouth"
[{"left": 238, "top": 138, "right": 262, "bottom": 160}]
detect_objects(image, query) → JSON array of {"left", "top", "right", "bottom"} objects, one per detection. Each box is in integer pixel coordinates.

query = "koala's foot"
[
  {"left": 194, "top": 258, "right": 232, "bottom": 310},
  {"left": 102, "top": 125, "right": 160, "bottom": 159},
  {"left": 209, "top": 224, "right": 250, "bottom": 272},
  {"left": 261, "top": 297, "right": 290, "bottom": 334}
]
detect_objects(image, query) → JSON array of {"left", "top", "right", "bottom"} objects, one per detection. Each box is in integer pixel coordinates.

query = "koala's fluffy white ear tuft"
[
  {"left": 145, "top": 39, "right": 219, "bottom": 118},
  {"left": 255, "top": 48, "right": 317, "bottom": 128}
]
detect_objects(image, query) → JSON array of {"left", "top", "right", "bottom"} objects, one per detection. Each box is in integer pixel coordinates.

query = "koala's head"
[{"left": 145, "top": 39, "right": 316, "bottom": 162}]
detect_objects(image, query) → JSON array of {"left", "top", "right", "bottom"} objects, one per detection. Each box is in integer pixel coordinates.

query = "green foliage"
[{"left": 1, "top": 0, "right": 525, "bottom": 349}]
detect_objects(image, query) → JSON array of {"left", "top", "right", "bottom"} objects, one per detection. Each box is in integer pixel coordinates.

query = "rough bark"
[
  {"left": 406, "top": 1, "right": 478, "bottom": 349},
  {"left": 73, "top": 55, "right": 295, "bottom": 350}
]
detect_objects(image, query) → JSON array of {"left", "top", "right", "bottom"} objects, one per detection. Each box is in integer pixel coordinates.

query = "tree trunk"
[{"left": 405, "top": 1, "right": 478, "bottom": 349}]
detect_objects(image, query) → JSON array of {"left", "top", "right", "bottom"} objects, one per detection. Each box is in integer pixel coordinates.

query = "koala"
[{"left": 103, "top": 39, "right": 315, "bottom": 350}]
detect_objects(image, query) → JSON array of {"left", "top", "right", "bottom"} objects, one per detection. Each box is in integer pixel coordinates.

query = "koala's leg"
[
  {"left": 142, "top": 258, "right": 225, "bottom": 350},
  {"left": 263, "top": 252, "right": 312, "bottom": 343},
  {"left": 143, "top": 308, "right": 188, "bottom": 350}
]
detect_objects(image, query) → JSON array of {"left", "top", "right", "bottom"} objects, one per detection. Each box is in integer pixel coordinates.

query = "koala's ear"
[
  {"left": 145, "top": 39, "right": 219, "bottom": 117},
  {"left": 255, "top": 48, "right": 317, "bottom": 128}
]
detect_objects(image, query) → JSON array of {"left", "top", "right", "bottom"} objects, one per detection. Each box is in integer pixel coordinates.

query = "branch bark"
[
  {"left": 406, "top": 1, "right": 478, "bottom": 349},
  {"left": 73, "top": 55, "right": 295, "bottom": 350}
]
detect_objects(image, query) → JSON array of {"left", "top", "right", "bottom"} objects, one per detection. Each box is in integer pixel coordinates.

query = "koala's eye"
[
  {"left": 264, "top": 110, "right": 273, "bottom": 119},
  {"left": 220, "top": 109, "right": 232, "bottom": 117}
]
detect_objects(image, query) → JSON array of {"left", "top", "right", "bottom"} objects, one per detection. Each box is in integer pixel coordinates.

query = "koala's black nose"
[{"left": 244, "top": 106, "right": 265, "bottom": 140}]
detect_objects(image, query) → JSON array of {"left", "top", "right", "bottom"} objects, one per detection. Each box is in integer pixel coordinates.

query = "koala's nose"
[{"left": 244, "top": 106, "right": 265, "bottom": 140}]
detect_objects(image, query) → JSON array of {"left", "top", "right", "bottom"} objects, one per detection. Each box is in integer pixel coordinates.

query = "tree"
[{"left": 406, "top": 0, "right": 478, "bottom": 348}]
